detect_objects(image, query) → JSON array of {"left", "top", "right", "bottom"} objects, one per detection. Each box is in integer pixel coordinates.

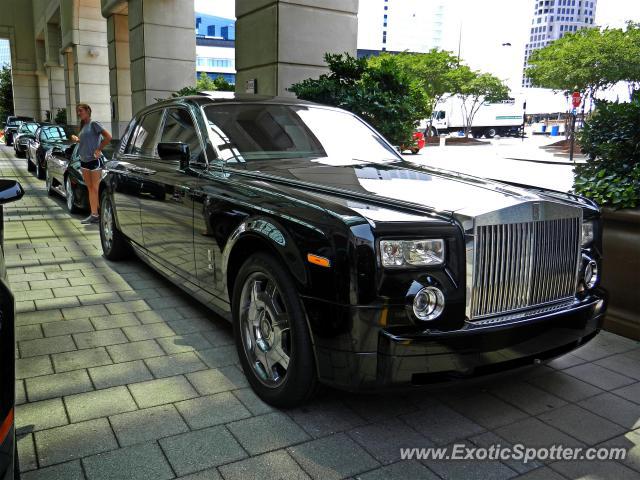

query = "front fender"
[{"left": 222, "top": 216, "right": 309, "bottom": 288}]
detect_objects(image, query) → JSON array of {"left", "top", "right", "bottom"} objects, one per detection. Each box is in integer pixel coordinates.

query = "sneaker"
[{"left": 81, "top": 215, "right": 99, "bottom": 225}]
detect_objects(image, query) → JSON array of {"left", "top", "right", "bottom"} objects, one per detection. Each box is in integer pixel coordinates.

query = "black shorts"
[{"left": 81, "top": 159, "right": 103, "bottom": 171}]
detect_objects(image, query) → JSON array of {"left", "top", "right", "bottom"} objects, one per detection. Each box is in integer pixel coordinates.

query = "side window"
[
  {"left": 160, "top": 108, "right": 203, "bottom": 163},
  {"left": 128, "top": 110, "right": 163, "bottom": 156}
]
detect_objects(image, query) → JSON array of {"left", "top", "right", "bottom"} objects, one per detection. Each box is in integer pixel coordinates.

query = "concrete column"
[
  {"left": 72, "top": 0, "right": 110, "bottom": 126},
  {"left": 35, "top": 39, "right": 50, "bottom": 121},
  {"left": 44, "top": 22, "right": 66, "bottom": 117},
  {"left": 235, "top": 1, "right": 359, "bottom": 96},
  {"left": 63, "top": 48, "right": 77, "bottom": 123},
  {"left": 5, "top": 2, "right": 40, "bottom": 118},
  {"left": 128, "top": 0, "right": 196, "bottom": 112},
  {"left": 107, "top": 13, "right": 131, "bottom": 138}
]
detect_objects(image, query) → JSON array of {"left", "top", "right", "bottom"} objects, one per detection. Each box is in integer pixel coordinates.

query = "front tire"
[
  {"left": 100, "top": 190, "right": 130, "bottom": 260},
  {"left": 26, "top": 150, "right": 35, "bottom": 172},
  {"left": 65, "top": 176, "right": 79, "bottom": 213},
  {"left": 45, "top": 168, "right": 54, "bottom": 196},
  {"left": 232, "top": 253, "right": 318, "bottom": 408},
  {"left": 485, "top": 128, "right": 497, "bottom": 138},
  {"left": 35, "top": 155, "right": 45, "bottom": 180}
]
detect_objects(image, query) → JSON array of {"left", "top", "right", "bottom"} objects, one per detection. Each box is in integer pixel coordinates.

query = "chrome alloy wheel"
[
  {"left": 239, "top": 273, "right": 291, "bottom": 387},
  {"left": 102, "top": 200, "right": 114, "bottom": 251},
  {"left": 65, "top": 177, "right": 74, "bottom": 211}
]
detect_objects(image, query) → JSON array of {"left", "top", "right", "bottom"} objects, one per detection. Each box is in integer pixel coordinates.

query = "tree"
[
  {"left": 367, "top": 49, "right": 460, "bottom": 116},
  {"left": 170, "top": 73, "right": 236, "bottom": 99},
  {"left": 289, "top": 53, "right": 430, "bottom": 146},
  {"left": 526, "top": 23, "right": 640, "bottom": 101},
  {"left": 213, "top": 75, "right": 234, "bottom": 92},
  {"left": 0, "top": 65, "right": 14, "bottom": 122},
  {"left": 449, "top": 67, "right": 509, "bottom": 137}
]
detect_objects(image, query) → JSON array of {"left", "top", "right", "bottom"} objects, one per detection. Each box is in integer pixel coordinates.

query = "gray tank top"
[{"left": 78, "top": 120, "right": 104, "bottom": 163}]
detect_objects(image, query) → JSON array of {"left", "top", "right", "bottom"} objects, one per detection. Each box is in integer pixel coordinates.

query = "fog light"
[
  {"left": 584, "top": 259, "right": 598, "bottom": 289},
  {"left": 413, "top": 286, "right": 445, "bottom": 321}
]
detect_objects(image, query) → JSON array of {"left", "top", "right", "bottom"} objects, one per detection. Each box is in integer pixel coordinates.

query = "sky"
[{"left": 196, "top": 0, "right": 640, "bottom": 96}]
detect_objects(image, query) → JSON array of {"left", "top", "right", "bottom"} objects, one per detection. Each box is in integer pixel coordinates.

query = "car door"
[
  {"left": 111, "top": 109, "right": 164, "bottom": 247},
  {"left": 138, "top": 106, "right": 205, "bottom": 283}
]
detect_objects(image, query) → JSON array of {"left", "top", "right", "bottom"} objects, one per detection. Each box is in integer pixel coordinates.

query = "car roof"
[{"left": 135, "top": 94, "right": 322, "bottom": 117}]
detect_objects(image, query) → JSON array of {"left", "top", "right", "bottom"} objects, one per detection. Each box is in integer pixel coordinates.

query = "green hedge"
[{"left": 575, "top": 99, "right": 640, "bottom": 209}]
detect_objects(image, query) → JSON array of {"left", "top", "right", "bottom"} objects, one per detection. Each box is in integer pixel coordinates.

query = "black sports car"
[
  {"left": 12, "top": 123, "right": 39, "bottom": 158},
  {"left": 26, "top": 124, "right": 76, "bottom": 180},
  {"left": 0, "top": 179, "right": 25, "bottom": 479},
  {"left": 2, "top": 116, "right": 34, "bottom": 147},
  {"left": 46, "top": 140, "right": 119, "bottom": 213},
  {"left": 99, "top": 95, "right": 606, "bottom": 407},
  {"left": 45, "top": 144, "right": 89, "bottom": 213}
]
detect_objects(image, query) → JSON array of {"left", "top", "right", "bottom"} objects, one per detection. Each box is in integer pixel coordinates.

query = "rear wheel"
[
  {"left": 485, "top": 128, "right": 497, "bottom": 138},
  {"left": 232, "top": 253, "right": 318, "bottom": 408},
  {"left": 100, "top": 190, "right": 131, "bottom": 260}
]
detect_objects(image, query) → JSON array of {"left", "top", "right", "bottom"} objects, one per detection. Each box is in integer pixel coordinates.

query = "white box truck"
[{"left": 421, "top": 96, "right": 525, "bottom": 138}]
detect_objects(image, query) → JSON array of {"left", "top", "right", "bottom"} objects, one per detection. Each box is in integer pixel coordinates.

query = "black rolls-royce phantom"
[{"left": 99, "top": 96, "right": 606, "bottom": 407}]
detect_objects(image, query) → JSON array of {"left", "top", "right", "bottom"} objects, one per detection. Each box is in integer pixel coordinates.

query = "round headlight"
[
  {"left": 584, "top": 259, "right": 598, "bottom": 289},
  {"left": 413, "top": 286, "right": 445, "bottom": 321}
]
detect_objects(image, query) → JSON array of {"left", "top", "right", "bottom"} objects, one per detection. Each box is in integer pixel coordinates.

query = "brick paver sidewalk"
[{"left": 2, "top": 145, "right": 639, "bottom": 480}]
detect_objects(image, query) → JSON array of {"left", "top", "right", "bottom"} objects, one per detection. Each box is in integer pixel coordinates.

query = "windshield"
[
  {"left": 204, "top": 104, "right": 401, "bottom": 166},
  {"left": 40, "top": 125, "right": 72, "bottom": 141},
  {"left": 20, "top": 123, "right": 38, "bottom": 134}
]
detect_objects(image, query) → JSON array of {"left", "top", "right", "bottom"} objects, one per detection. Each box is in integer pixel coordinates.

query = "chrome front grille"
[{"left": 469, "top": 217, "right": 581, "bottom": 319}]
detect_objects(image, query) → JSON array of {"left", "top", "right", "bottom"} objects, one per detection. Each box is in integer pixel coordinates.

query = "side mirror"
[
  {"left": 0, "top": 180, "right": 24, "bottom": 205},
  {"left": 158, "top": 142, "right": 190, "bottom": 170},
  {"left": 64, "top": 145, "right": 75, "bottom": 160}
]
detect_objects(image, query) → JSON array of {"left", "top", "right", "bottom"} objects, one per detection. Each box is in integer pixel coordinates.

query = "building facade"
[
  {"left": 196, "top": 37, "right": 235, "bottom": 84},
  {"left": 522, "top": 0, "right": 597, "bottom": 87},
  {"left": 194, "top": 13, "right": 236, "bottom": 84},
  {"left": 357, "top": 0, "right": 446, "bottom": 53}
]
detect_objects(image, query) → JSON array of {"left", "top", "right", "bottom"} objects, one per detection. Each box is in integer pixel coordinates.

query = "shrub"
[
  {"left": 54, "top": 108, "right": 67, "bottom": 124},
  {"left": 574, "top": 99, "right": 640, "bottom": 209}
]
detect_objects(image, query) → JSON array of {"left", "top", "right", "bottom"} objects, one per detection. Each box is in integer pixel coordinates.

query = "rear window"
[
  {"left": 40, "top": 126, "right": 72, "bottom": 141},
  {"left": 20, "top": 123, "right": 38, "bottom": 133}
]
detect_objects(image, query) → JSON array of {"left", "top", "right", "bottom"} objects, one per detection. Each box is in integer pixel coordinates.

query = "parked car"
[
  {"left": 3, "top": 116, "right": 35, "bottom": 147},
  {"left": 45, "top": 140, "right": 118, "bottom": 213},
  {"left": 26, "top": 124, "right": 76, "bottom": 180},
  {"left": 13, "top": 122, "right": 39, "bottom": 158},
  {"left": 99, "top": 95, "right": 606, "bottom": 407},
  {"left": 400, "top": 131, "right": 426, "bottom": 155},
  {"left": 0, "top": 179, "right": 25, "bottom": 479}
]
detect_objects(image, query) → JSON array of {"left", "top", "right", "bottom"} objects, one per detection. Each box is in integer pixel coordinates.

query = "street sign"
[{"left": 571, "top": 91, "right": 582, "bottom": 108}]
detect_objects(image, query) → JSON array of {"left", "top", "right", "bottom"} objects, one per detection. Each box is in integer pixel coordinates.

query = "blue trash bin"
[
  {"left": 551, "top": 125, "right": 559, "bottom": 136},
  {"left": 541, "top": 125, "right": 547, "bottom": 133}
]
